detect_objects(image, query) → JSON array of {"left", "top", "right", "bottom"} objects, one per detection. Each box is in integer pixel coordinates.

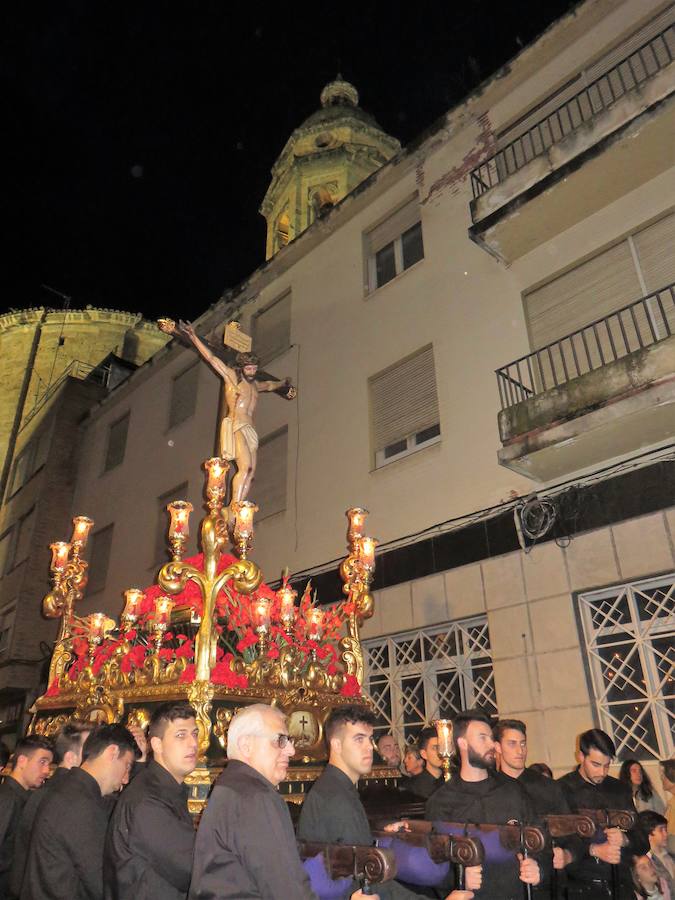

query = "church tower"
[{"left": 260, "top": 77, "right": 400, "bottom": 259}]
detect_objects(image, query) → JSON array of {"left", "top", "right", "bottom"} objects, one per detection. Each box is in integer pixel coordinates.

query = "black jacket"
[
  {"left": 0, "top": 777, "right": 28, "bottom": 899},
  {"left": 297, "top": 763, "right": 427, "bottom": 900},
  {"left": 188, "top": 759, "right": 316, "bottom": 899},
  {"left": 104, "top": 760, "right": 195, "bottom": 900},
  {"left": 556, "top": 767, "right": 635, "bottom": 897},
  {"left": 426, "top": 769, "right": 537, "bottom": 900},
  {"left": 9, "top": 767, "right": 69, "bottom": 899},
  {"left": 404, "top": 769, "right": 443, "bottom": 800},
  {"left": 20, "top": 767, "right": 111, "bottom": 900}
]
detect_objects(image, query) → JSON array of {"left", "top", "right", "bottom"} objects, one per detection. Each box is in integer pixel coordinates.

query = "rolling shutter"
[
  {"left": 255, "top": 428, "right": 288, "bottom": 518},
  {"left": 366, "top": 197, "right": 421, "bottom": 257},
  {"left": 370, "top": 346, "right": 440, "bottom": 453},
  {"left": 254, "top": 292, "right": 292, "bottom": 365}
]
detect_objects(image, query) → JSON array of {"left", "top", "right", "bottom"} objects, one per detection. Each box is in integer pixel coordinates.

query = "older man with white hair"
[{"left": 188, "top": 703, "right": 374, "bottom": 900}]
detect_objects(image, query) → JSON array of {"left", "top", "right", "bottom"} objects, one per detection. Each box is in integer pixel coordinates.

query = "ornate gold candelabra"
[
  {"left": 338, "top": 508, "right": 377, "bottom": 685},
  {"left": 434, "top": 718, "right": 453, "bottom": 781},
  {"left": 158, "top": 459, "right": 262, "bottom": 759},
  {"left": 42, "top": 517, "right": 94, "bottom": 684},
  {"left": 230, "top": 500, "right": 258, "bottom": 559}
]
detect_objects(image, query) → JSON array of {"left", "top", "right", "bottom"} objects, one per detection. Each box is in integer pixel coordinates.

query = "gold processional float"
[{"left": 30, "top": 455, "right": 447, "bottom": 812}]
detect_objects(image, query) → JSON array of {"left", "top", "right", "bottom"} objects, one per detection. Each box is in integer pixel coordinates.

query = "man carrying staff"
[
  {"left": 158, "top": 319, "right": 296, "bottom": 504},
  {"left": 298, "top": 704, "right": 479, "bottom": 900},
  {"left": 426, "top": 709, "right": 541, "bottom": 900},
  {"left": 189, "top": 703, "right": 373, "bottom": 900},
  {"left": 557, "top": 728, "right": 635, "bottom": 899}
]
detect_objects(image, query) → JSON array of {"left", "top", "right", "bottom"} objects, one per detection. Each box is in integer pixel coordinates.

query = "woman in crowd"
[
  {"left": 621, "top": 759, "right": 667, "bottom": 814},
  {"left": 631, "top": 854, "right": 671, "bottom": 899}
]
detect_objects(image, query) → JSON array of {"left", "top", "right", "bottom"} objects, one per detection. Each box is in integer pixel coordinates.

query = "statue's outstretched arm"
[
  {"left": 178, "top": 320, "right": 236, "bottom": 385},
  {"left": 257, "top": 377, "right": 297, "bottom": 400}
]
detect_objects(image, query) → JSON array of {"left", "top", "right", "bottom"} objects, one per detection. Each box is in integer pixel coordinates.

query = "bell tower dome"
[{"left": 260, "top": 77, "right": 400, "bottom": 259}]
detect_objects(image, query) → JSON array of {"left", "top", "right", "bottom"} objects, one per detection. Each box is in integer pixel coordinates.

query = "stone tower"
[{"left": 260, "top": 76, "right": 400, "bottom": 259}]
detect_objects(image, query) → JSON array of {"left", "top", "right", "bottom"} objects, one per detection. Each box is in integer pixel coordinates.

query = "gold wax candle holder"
[
  {"left": 167, "top": 501, "right": 193, "bottom": 560},
  {"left": 434, "top": 718, "right": 453, "bottom": 781}
]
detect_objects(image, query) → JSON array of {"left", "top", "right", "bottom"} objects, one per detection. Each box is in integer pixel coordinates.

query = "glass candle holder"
[
  {"left": 233, "top": 501, "right": 257, "bottom": 538},
  {"left": 277, "top": 584, "right": 297, "bottom": 630},
  {"left": 168, "top": 501, "right": 192, "bottom": 538},
  {"left": 89, "top": 612, "right": 106, "bottom": 643},
  {"left": 346, "top": 507, "right": 368, "bottom": 540},
  {"left": 434, "top": 719, "right": 453, "bottom": 757},
  {"left": 204, "top": 457, "right": 228, "bottom": 494},
  {"left": 122, "top": 589, "right": 144, "bottom": 623},
  {"left": 155, "top": 596, "right": 174, "bottom": 628},
  {"left": 253, "top": 598, "right": 272, "bottom": 632},
  {"left": 70, "top": 516, "right": 94, "bottom": 549},
  {"left": 358, "top": 537, "right": 378, "bottom": 570},
  {"left": 50, "top": 542, "right": 71, "bottom": 573},
  {"left": 308, "top": 607, "right": 324, "bottom": 641}
]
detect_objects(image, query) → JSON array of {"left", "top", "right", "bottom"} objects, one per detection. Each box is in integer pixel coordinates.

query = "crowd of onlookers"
[{"left": 0, "top": 705, "right": 674, "bottom": 899}]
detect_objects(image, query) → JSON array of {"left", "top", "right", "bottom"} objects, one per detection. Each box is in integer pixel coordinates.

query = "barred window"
[
  {"left": 577, "top": 572, "right": 675, "bottom": 761},
  {"left": 362, "top": 616, "right": 496, "bottom": 746}
]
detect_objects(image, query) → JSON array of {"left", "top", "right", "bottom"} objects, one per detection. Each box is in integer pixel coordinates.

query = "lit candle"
[
  {"left": 89, "top": 612, "right": 106, "bottom": 642},
  {"left": 50, "top": 542, "right": 71, "bottom": 573},
  {"left": 70, "top": 516, "right": 94, "bottom": 549},
  {"left": 253, "top": 598, "right": 272, "bottom": 632},
  {"left": 155, "top": 596, "right": 174, "bottom": 627},
  {"left": 308, "top": 607, "right": 324, "bottom": 641},
  {"left": 358, "top": 537, "right": 378, "bottom": 570},
  {"left": 204, "top": 457, "right": 228, "bottom": 493},
  {"left": 167, "top": 501, "right": 193, "bottom": 538},
  {"left": 233, "top": 501, "right": 257, "bottom": 538},
  {"left": 434, "top": 719, "right": 453, "bottom": 758},
  {"left": 122, "top": 589, "right": 144, "bottom": 622},
  {"left": 277, "top": 584, "right": 297, "bottom": 628},
  {"left": 347, "top": 507, "right": 368, "bottom": 538}
]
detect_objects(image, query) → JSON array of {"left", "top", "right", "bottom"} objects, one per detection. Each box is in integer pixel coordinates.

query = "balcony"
[
  {"left": 470, "top": 18, "right": 675, "bottom": 262},
  {"left": 497, "top": 284, "right": 675, "bottom": 481}
]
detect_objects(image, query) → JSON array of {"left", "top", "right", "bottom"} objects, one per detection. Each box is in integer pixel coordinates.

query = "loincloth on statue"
[{"left": 220, "top": 417, "right": 259, "bottom": 461}]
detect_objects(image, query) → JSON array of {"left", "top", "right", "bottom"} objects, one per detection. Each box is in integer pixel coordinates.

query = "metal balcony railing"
[
  {"left": 471, "top": 21, "right": 674, "bottom": 199},
  {"left": 21, "top": 360, "right": 109, "bottom": 428},
  {"left": 496, "top": 283, "right": 675, "bottom": 411}
]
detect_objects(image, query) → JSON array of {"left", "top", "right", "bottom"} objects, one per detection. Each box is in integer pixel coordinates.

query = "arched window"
[{"left": 276, "top": 212, "right": 290, "bottom": 250}]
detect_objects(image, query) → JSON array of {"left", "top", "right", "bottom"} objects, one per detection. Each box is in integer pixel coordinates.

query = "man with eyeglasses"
[{"left": 188, "top": 703, "right": 374, "bottom": 900}]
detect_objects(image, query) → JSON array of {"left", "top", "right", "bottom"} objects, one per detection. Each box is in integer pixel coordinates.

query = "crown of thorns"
[{"left": 235, "top": 352, "right": 259, "bottom": 368}]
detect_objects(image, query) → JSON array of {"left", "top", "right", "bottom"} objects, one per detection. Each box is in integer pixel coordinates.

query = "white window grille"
[
  {"left": 362, "top": 616, "right": 496, "bottom": 746},
  {"left": 577, "top": 572, "right": 675, "bottom": 761}
]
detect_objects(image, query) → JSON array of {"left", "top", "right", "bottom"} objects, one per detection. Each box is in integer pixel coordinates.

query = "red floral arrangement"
[{"left": 52, "top": 552, "right": 361, "bottom": 699}]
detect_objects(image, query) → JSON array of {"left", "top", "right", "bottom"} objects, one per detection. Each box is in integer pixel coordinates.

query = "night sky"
[{"left": 5, "top": 1, "right": 577, "bottom": 322}]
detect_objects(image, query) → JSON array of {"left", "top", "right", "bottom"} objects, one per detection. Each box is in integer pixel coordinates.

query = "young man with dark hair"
[
  {"left": 21, "top": 723, "right": 140, "bottom": 900},
  {"left": 406, "top": 726, "right": 444, "bottom": 800},
  {"left": 298, "top": 704, "right": 478, "bottom": 900},
  {"left": 10, "top": 723, "right": 91, "bottom": 898},
  {"left": 636, "top": 810, "right": 674, "bottom": 896},
  {"left": 493, "top": 718, "right": 577, "bottom": 894},
  {"left": 104, "top": 702, "right": 199, "bottom": 900},
  {"left": 0, "top": 735, "right": 53, "bottom": 897},
  {"left": 427, "top": 709, "right": 540, "bottom": 900},
  {"left": 557, "top": 728, "right": 635, "bottom": 898}
]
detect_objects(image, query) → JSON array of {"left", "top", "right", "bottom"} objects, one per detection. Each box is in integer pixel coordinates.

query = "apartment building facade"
[{"left": 62, "top": 0, "right": 674, "bottom": 776}]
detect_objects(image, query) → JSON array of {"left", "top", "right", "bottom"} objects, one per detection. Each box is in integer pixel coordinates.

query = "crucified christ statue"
[{"left": 158, "top": 319, "right": 296, "bottom": 504}]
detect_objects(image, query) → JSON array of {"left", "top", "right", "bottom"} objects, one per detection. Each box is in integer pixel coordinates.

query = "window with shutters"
[
  {"left": 87, "top": 524, "right": 114, "bottom": 595},
  {"left": 254, "top": 428, "right": 288, "bottom": 520},
  {"left": 370, "top": 345, "right": 441, "bottom": 469},
  {"left": 0, "top": 605, "right": 16, "bottom": 655},
  {"left": 0, "top": 529, "right": 14, "bottom": 578},
  {"left": 154, "top": 482, "right": 188, "bottom": 566},
  {"left": 8, "top": 420, "right": 53, "bottom": 497},
  {"left": 168, "top": 362, "right": 199, "bottom": 430},
  {"left": 253, "top": 292, "right": 292, "bottom": 365},
  {"left": 103, "top": 413, "right": 130, "bottom": 473},
  {"left": 523, "top": 210, "right": 675, "bottom": 383},
  {"left": 365, "top": 197, "right": 424, "bottom": 292}
]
